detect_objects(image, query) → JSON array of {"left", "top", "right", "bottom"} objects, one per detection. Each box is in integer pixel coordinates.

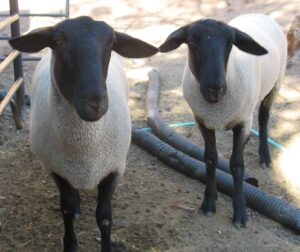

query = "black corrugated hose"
[
  {"left": 132, "top": 128, "right": 300, "bottom": 233},
  {"left": 146, "top": 69, "right": 258, "bottom": 187}
]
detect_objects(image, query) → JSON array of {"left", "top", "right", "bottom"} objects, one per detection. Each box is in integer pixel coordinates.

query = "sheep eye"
[
  {"left": 56, "top": 40, "right": 63, "bottom": 45},
  {"left": 55, "top": 38, "right": 64, "bottom": 45}
]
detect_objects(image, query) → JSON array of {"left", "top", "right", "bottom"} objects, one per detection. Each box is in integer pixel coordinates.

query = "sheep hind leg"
[
  {"left": 197, "top": 121, "right": 218, "bottom": 216},
  {"left": 96, "top": 172, "right": 118, "bottom": 252},
  {"left": 230, "top": 125, "right": 249, "bottom": 228},
  {"left": 258, "top": 86, "right": 277, "bottom": 168},
  {"left": 52, "top": 173, "right": 80, "bottom": 252}
]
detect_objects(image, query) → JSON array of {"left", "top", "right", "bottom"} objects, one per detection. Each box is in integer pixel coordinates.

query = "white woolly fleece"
[
  {"left": 183, "top": 13, "right": 287, "bottom": 133},
  {"left": 29, "top": 51, "right": 131, "bottom": 190}
]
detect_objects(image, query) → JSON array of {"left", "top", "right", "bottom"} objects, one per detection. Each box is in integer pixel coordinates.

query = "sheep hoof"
[
  {"left": 233, "top": 213, "right": 248, "bottom": 229},
  {"left": 261, "top": 163, "right": 268, "bottom": 169},
  {"left": 74, "top": 213, "right": 80, "bottom": 220},
  {"left": 260, "top": 162, "right": 272, "bottom": 169},
  {"left": 200, "top": 202, "right": 216, "bottom": 216},
  {"left": 259, "top": 152, "right": 272, "bottom": 168},
  {"left": 203, "top": 210, "right": 215, "bottom": 217},
  {"left": 233, "top": 220, "right": 248, "bottom": 229}
]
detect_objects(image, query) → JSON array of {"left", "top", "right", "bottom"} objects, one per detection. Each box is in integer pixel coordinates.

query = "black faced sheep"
[
  {"left": 159, "top": 13, "right": 287, "bottom": 227},
  {"left": 10, "top": 16, "right": 158, "bottom": 251}
]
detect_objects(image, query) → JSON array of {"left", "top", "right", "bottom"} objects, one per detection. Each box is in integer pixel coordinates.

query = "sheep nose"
[
  {"left": 208, "top": 87, "right": 224, "bottom": 94},
  {"left": 84, "top": 95, "right": 103, "bottom": 109}
]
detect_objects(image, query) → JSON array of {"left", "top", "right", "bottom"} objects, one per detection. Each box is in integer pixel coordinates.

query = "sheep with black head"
[
  {"left": 159, "top": 13, "right": 287, "bottom": 227},
  {"left": 10, "top": 16, "right": 158, "bottom": 251}
]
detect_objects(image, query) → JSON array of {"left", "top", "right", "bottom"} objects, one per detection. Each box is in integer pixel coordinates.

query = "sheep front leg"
[
  {"left": 197, "top": 120, "right": 218, "bottom": 216},
  {"left": 52, "top": 173, "right": 81, "bottom": 252},
  {"left": 230, "top": 125, "right": 249, "bottom": 228},
  {"left": 96, "top": 173, "right": 118, "bottom": 252}
]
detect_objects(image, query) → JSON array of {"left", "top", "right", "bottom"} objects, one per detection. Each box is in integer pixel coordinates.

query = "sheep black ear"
[
  {"left": 159, "top": 26, "right": 188, "bottom": 53},
  {"left": 233, "top": 28, "right": 268, "bottom": 56},
  {"left": 113, "top": 32, "right": 158, "bottom": 58},
  {"left": 9, "top": 27, "right": 54, "bottom": 53}
]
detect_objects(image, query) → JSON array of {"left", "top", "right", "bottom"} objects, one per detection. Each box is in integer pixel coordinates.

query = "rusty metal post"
[{"left": 9, "top": 0, "right": 25, "bottom": 122}]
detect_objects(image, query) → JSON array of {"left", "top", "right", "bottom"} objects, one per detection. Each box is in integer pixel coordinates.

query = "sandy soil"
[{"left": 1, "top": 0, "right": 300, "bottom": 251}]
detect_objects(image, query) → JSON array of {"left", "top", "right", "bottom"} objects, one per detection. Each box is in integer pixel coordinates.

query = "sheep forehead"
[
  {"left": 54, "top": 16, "right": 114, "bottom": 43},
  {"left": 188, "top": 19, "right": 233, "bottom": 42}
]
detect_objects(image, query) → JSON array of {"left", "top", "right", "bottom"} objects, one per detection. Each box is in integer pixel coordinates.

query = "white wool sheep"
[
  {"left": 30, "top": 51, "right": 131, "bottom": 190},
  {"left": 159, "top": 13, "right": 287, "bottom": 227},
  {"left": 9, "top": 16, "right": 158, "bottom": 251}
]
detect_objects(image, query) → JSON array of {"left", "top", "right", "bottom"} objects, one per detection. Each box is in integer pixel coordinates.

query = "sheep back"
[{"left": 229, "top": 13, "right": 287, "bottom": 100}]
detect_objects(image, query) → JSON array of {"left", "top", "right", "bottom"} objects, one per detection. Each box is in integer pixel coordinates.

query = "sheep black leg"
[
  {"left": 96, "top": 173, "right": 118, "bottom": 252},
  {"left": 259, "top": 87, "right": 276, "bottom": 168},
  {"left": 230, "top": 125, "right": 249, "bottom": 228},
  {"left": 52, "top": 173, "right": 80, "bottom": 252},
  {"left": 197, "top": 121, "right": 218, "bottom": 216}
]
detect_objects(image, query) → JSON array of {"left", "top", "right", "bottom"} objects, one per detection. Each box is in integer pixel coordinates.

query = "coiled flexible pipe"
[{"left": 132, "top": 129, "right": 300, "bottom": 233}]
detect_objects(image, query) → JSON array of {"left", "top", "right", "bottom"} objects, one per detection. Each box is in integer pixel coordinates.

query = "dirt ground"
[{"left": 1, "top": 0, "right": 300, "bottom": 251}]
